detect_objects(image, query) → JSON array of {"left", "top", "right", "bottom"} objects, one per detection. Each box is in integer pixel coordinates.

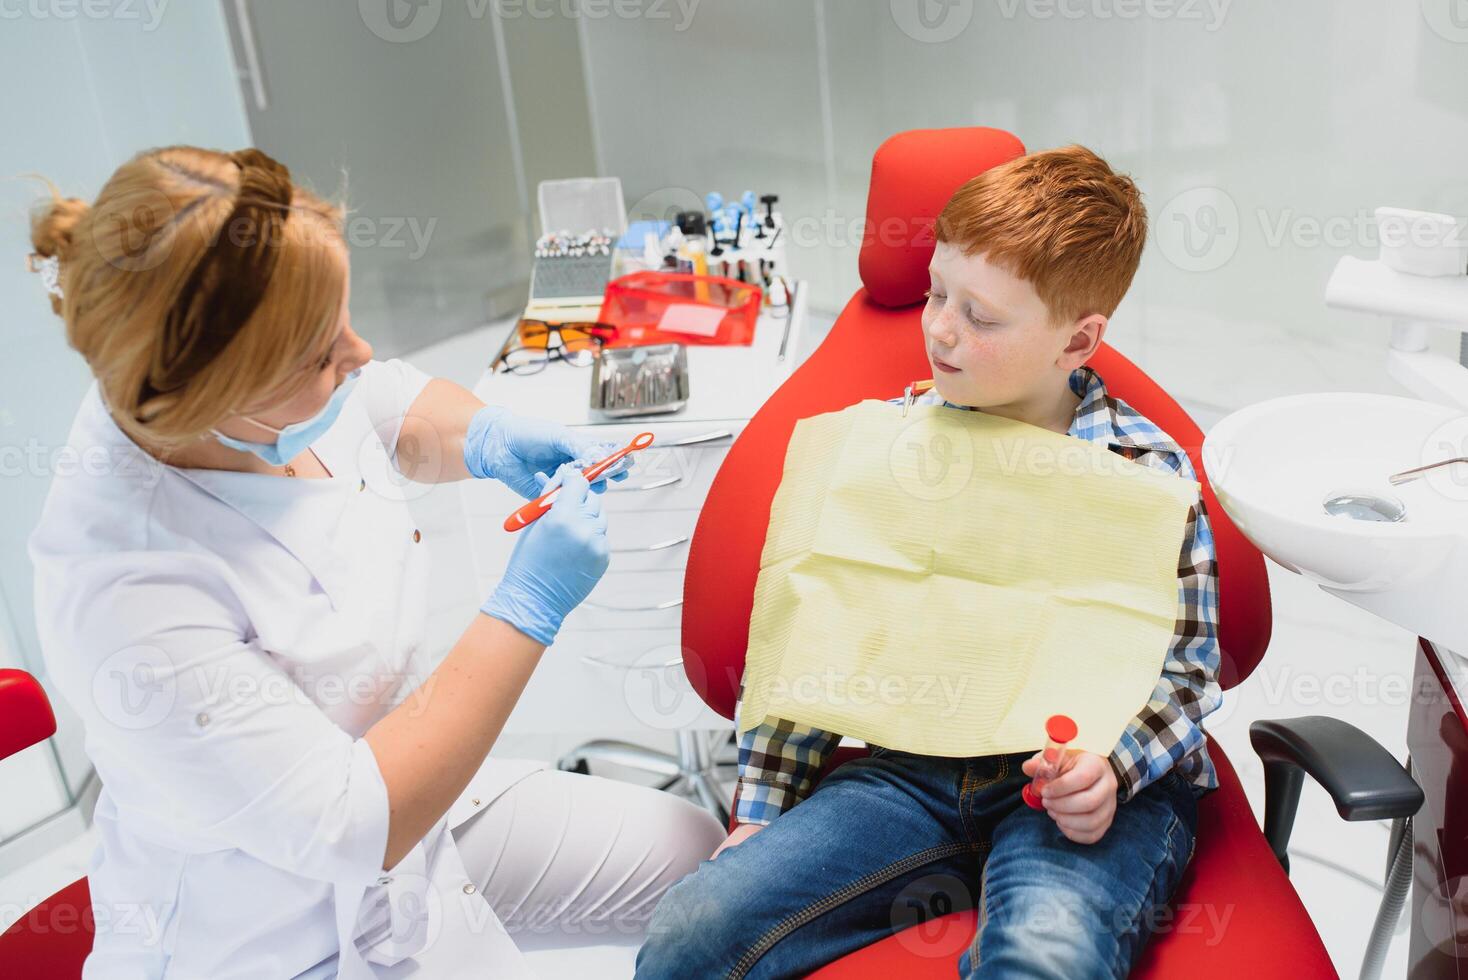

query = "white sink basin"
[{"left": 1204, "top": 393, "right": 1468, "bottom": 649}]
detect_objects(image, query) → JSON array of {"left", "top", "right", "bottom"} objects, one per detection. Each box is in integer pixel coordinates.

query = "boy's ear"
[{"left": 1058, "top": 313, "right": 1106, "bottom": 368}]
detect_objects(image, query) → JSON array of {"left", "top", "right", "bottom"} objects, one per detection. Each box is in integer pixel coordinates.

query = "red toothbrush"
[{"left": 503, "top": 432, "right": 655, "bottom": 532}]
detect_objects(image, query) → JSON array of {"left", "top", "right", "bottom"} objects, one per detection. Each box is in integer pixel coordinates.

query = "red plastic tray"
[{"left": 598, "top": 271, "right": 761, "bottom": 348}]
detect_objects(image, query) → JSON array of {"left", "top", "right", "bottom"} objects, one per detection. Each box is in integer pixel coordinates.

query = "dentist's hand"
[
  {"left": 1021, "top": 750, "right": 1118, "bottom": 845},
  {"left": 464, "top": 405, "right": 633, "bottom": 499},
  {"left": 481, "top": 464, "right": 609, "bottom": 646}
]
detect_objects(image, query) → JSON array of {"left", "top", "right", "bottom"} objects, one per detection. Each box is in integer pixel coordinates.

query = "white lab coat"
[{"left": 30, "top": 359, "right": 544, "bottom": 979}]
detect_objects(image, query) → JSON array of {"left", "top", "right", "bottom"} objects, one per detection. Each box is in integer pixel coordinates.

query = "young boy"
[{"left": 635, "top": 145, "right": 1221, "bottom": 979}]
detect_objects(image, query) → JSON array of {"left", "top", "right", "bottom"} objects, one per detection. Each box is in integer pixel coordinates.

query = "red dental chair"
[
  {"left": 680, "top": 127, "right": 1422, "bottom": 978},
  {"left": 0, "top": 669, "right": 94, "bottom": 976}
]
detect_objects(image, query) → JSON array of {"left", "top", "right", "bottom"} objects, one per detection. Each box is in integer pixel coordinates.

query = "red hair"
[{"left": 934, "top": 144, "right": 1147, "bottom": 323}]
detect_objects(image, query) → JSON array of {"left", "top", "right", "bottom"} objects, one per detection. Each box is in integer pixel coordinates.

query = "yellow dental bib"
[{"left": 737, "top": 398, "right": 1198, "bottom": 757}]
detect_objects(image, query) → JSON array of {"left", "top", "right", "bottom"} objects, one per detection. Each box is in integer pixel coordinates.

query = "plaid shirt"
[{"left": 733, "top": 364, "right": 1222, "bottom": 825}]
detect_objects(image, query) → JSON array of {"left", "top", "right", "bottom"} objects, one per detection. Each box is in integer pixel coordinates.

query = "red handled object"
[
  {"left": 1022, "top": 714, "right": 1078, "bottom": 809},
  {"left": 503, "top": 432, "right": 655, "bottom": 532}
]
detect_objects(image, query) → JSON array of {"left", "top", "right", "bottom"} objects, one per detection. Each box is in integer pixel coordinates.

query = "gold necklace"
[{"left": 282, "top": 449, "right": 328, "bottom": 479}]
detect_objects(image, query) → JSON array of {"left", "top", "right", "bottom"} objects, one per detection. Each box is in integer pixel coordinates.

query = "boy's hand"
[
  {"left": 1021, "top": 750, "right": 1118, "bottom": 845},
  {"left": 711, "top": 823, "right": 763, "bottom": 859}
]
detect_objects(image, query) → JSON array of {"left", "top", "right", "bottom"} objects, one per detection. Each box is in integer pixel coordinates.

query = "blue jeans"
[{"left": 635, "top": 747, "right": 1199, "bottom": 979}]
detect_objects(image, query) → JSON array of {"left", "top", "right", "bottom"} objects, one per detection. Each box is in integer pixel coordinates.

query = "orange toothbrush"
[{"left": 503, "top": 432, "right": 655, "bottom": 532}]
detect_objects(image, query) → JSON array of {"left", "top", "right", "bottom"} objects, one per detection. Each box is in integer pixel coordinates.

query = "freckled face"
[{"left": 920, "top": 243, "right": 1073, "bottom": 410}]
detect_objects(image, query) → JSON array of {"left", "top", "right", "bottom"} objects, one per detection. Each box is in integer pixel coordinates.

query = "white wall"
[
  {"left": 580, "top": 0, "right": 1467, "bottom": 413},
  {"left": 0, "top": 1, "right": 250, "bottom": 819}
]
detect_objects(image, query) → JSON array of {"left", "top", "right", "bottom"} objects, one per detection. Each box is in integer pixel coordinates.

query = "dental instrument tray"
[{"left": 589, "top": 343, "right": 689, "bottom": 417}]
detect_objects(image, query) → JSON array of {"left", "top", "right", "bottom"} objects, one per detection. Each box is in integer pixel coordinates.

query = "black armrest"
[{"left": 1249, "top": 716, "right": 1423, "bottom": 874}]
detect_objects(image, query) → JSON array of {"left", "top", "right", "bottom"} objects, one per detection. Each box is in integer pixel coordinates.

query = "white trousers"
[{"left": 449, "top": 769, "right": 725, "bottom": 975}]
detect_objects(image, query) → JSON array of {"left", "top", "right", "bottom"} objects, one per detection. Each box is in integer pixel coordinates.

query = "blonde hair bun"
[
  {"left": 26, "top": 146, "right": 349, "bottom": 453},
  {"left": 29, "top": 193, "right": 90, "bottom": 314}
]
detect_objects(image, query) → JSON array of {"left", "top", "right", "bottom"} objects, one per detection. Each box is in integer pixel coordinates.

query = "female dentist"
[{"left": 25, "top": 146, "right": 723, "bottom": 979}]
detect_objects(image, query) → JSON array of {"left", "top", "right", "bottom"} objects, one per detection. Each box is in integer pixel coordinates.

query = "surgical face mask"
[{"left": 211, "top": 368, "right": 361, "bottom": 467}]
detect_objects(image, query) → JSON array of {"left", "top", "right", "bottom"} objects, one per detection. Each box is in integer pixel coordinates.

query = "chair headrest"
[{"left": 857, "top": 127, "right": 1026, "bottom": 309}]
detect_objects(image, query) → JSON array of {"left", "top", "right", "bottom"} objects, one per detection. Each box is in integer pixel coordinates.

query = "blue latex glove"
[
  {"left": 464, "top": 406, "right": 633, "bottom": 500},
  {"left": 481, "top": 464, "right": 610, "bottom": 646}
]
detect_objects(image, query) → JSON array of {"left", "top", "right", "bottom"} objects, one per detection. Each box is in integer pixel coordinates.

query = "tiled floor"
[{"left": 1, "top": 307, "right": 1427, "bottom": 978}]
